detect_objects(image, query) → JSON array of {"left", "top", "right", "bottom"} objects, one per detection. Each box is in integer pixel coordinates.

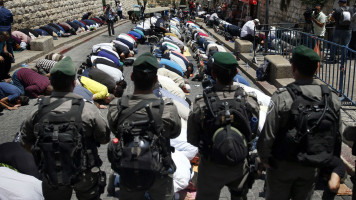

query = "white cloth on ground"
[{"left": 172, "top": 150, "right": 193, "bottom": 193}]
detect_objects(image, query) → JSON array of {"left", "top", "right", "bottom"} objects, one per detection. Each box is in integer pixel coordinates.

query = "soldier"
[
  {"left": 107, "top": 52, "right": 181, "bottom": 200},
  {"left": 20, "top": 57, "right": 111, "bottom": 200},
  {"left": 257, "top": 45, "right": 342, "bottom": 200},
  {"left": 187, "top": 52, "right": 260, "bottom": 200}
]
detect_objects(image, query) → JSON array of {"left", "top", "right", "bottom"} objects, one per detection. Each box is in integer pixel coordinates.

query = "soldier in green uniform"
[
  {"left": 188, "top": 52, "right": 260, "bottom": 200},
  {"left": 21, "top": 57, "right": 111, "bottom": 200},
  {"left": 107, "top": 52, "right": 181, "bottom": 200},
  {"left": 257, "top": 45, "right": 342, "bottom": 200}
]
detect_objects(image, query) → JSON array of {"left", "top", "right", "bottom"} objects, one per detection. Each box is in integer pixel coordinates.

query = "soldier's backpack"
[
  {"left": 201, "top": 86, "right": 257, "bottom": 166},
  {"left": 339, "top": 7, "right": 352, "bottom": 26},
  {"left": 274, "top": 84, "right": 339, "bottom": 167},
  {"left": 32, "top": 98, "right": 93, "bottom": 187},
  {"left": 110, "top": 96, "right": 173, "bottom": 190}
]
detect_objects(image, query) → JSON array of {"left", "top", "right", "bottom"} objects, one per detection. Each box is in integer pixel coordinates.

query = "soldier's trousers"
[
  {"left": 265, "top": 159, "right": 318, "bottom": 200},
  {"left": 119, "top": 174, "right": 174, "bottom": 200},
  {"left": 42, "top": 170, "right": 102, "bottom": 200},
  {"left": 196, "top": 157, "right": 250, "bottom": 200}
]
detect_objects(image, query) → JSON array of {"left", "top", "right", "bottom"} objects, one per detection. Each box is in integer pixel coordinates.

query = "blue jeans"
[
  {"left": 329, "top": 29, "right": 352, "bottom": 60},
  {"left": 11, "top": 70, "right": 25, "bottom": 95}
]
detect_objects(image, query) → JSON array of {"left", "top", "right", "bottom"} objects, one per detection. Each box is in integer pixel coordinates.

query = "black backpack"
[
  {"left": 201, "top": 86, "right": 256, "bottom": 166},
  {"left": 256, "top": 60, "right": 271, "bottom": 81},
  {"left": 32, "top": 97, "right": 90, "bottom": 187},
  {"left": 273, "top": 84, "right": 339, "bottom": 167},
  {"left": 110, "top": 96, "right": 172, "bottom": 190},
  {"left": 339, "top": 7, "right": 352, "bottom": 26}
]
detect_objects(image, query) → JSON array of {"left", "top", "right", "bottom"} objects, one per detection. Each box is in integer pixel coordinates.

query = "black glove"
[{"left": 161, "top": 156, "right": 176, "bottom": 175}]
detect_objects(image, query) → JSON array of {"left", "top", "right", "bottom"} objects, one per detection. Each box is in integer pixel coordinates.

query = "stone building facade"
[
  {"left": 5, "top": 0, "right": 137, "bottom": 30},
  {"left": 259, "top": 0, "right": 356, "bottom": 24}
]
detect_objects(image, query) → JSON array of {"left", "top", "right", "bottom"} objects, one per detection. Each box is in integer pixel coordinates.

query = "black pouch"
[{"left": 98, "top": 170, "right": 107, "bottom": 194}]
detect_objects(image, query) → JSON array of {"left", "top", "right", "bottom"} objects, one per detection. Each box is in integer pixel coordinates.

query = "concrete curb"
[{"left": 10, "top": 20, "right": 129, "bottom": 73}]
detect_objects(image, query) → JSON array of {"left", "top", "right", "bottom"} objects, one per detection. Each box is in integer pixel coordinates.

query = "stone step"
[{"left": 274, "top": 78, "right": 294, "bottom": 88}]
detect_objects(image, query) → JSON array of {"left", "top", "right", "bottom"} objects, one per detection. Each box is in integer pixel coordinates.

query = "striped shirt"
[{"left": 16, "top": 68, "right": 50, "bottom": 98}]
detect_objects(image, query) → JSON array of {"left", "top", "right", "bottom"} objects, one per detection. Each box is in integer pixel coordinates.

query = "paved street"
[{"left": 0, "top": 21, "right": 353, "bottom": 200}]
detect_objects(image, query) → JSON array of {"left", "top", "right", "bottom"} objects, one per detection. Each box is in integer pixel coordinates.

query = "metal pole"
[{"left": 264, "top": 0, "right": 269, "bottom": 54}]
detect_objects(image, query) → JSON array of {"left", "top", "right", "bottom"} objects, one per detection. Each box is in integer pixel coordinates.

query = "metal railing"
[{"left": 252, "top": 26, "right": 356, "bottom": 105}]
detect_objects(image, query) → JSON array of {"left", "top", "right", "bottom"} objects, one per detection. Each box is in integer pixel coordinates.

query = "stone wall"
[
  {"left": 5, "top": 0, "right": 137, "bottom": 30},
  {"left": 259, "top": 0, "right": 356, "bottom": 25}
]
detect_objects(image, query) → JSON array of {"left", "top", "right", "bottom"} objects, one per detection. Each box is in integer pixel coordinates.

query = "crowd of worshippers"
[
  {"left": 0, "top": 24, "right": 141, "bottom": 111},
  {"left": 182, "top": 20, "right": 251, "bottom": 86},
  {"left": 12, "top": 12, "right": 107, "bottom": 52},
  {"left": 0, "top": 12, "right": 109, "bottom": 83},
  {"left": 0, "top": 15, "right": 198, "bottom": 112}
]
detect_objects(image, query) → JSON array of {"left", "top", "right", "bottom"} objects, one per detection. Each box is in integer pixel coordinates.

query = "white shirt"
[
  {"left": 206, "top": 44, "right": 226, "bottom": 56},
  {"left": 0, "top": 167, "right": 44, "bottom": 200},
  {"left": 95, "top": 64, "right": 124, "bottom": 82},
  {"left": 164, "top": 36, "right": 184, "bottom": 48},
  {"left": 157, "top": 75, "right": 185, "bottom": 99},
  {"left": 162, "top": 41, "right": 181, "bottom": 53},
  {"left": 209, "top": 13, "right": 218, "bottom": 21},
  {"left": 118, "top": 34, "right": 135, "bottom": 44},
  {"left": 112, "top": 40, "right": 130, "bottom": 50},
  {"left": 117, "top": 3, "right": 122, "bottom": 11},
  {"left": 170, "top": 53, "right": 187, "bottom": 72},
  {"left": 90, "top": 56, "right": 115, "bottom": 65},
  {"left": 92, "top": 43, "right": 115, "bottom": 54},
  {"left": 240, "top": 20, "right": 256, "bottom": 38},
  {"left": 312, "top": 11, "right": 327, "bottom": 37}
]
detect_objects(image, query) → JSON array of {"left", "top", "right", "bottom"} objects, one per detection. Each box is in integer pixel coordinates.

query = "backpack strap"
[
  {"left": 117, "top": 97, "right": 163, "bottom": 127},
  {"left": 34, "top": 97, "right": 70, "bottom": 127},
  {"left": 320, "top": 85, "right": 331, "bottom": 97},
  {"left": 286, "top": 83, "right": 302, "bottom": 101}
]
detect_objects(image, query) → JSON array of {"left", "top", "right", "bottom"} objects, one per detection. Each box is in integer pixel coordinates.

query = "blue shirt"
[
  {"left": 155, "top": 18, "right": 165, "bottom": 28},
  {"left": 0, "top": 6, "right": 13, "bottom": 32},
  {"left": 0, "top": 82, "right": 21, "bottom": 102},
  {"left": 73, "top": 85, "right": 93, "bottom": 101},
  {"left": 128, "top": 31, "right": 141, "bottom": 39},
  {"left": 159, "top": 58, "right": 184, "bottom": 76},
  {"left": 0, "top": 41, "right": 4, "bottom": 54},
  {"left": 133, "top": 29, "right": 145, "bottom": 37}
]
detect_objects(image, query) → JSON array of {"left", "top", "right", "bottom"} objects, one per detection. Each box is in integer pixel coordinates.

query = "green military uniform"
[
  {"left": 107, "top": 52, "right": 181, "bottom": 200},
  {"left": 257, "top": 46, "right": 342, "bottom": 200},
  {"left": 187, "top": 53, "right": 260, "bottom": 200},
  {"left": 20, "top": 57, "right": 111, "bottom": 200}
]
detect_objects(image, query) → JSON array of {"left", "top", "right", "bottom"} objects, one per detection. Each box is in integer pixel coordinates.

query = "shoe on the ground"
[{"left": 107, "top": 173, "right": 115, "bottom": 196}]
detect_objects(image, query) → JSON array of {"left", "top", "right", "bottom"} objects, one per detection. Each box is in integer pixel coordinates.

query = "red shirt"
[
  {"left": 16, "top": 68, "right": 50, "bottom": 98},
  {"left": 127, "top": 34, "right": 138, "bottom": 42}
]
